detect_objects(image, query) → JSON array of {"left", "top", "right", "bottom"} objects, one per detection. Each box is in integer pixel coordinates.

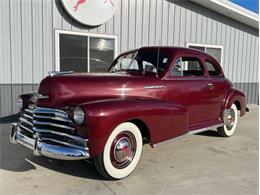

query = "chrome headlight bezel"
[
  {"left": 73, "top": 107, "right": 85, "bottom": 125},
  {"left": 17, "top": 97, "right": 24, "bottom": 110}
]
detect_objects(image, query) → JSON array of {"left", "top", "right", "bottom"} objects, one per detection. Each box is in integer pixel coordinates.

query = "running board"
[{"left": 153, "top": 123, "right": 223, "bottom": 147}]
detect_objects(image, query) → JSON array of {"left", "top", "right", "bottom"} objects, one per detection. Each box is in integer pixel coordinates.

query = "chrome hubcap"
[
  {"left": 110, "top": 131, "right": 136, "bottom": 169},
  {"left": 226, "top": 109, "right": 235, "bottom": 130}
]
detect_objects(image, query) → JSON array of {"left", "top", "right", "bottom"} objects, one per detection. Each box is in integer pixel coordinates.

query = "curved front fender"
[{"left": 78, "top": 98, "right": 188, "bottom": 157}]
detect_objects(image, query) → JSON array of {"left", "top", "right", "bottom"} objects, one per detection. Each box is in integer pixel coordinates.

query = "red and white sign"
[{"left": 61, "top": 0, "right": 119, "bottom": 26}]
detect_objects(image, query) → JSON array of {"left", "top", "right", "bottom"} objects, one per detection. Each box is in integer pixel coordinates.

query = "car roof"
[{"left": 118, "top": 46, "right": 220, "bottom": 65}]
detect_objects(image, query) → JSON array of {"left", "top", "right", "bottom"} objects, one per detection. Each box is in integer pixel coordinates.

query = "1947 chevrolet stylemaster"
[{"left": 10, "top": 47, "right": 248, "bottom": 179}]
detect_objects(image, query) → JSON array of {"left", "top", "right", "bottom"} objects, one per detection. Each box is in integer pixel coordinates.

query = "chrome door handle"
[{"left": 207, "top": 83, "right": 214, "bottom": 88}]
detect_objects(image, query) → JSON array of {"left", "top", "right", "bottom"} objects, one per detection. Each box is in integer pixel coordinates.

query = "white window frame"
[
  {"left": 186, "top": 43, "right": 224, "bottom": 66},
  {"left": 55, "top": 29, "right": 118, "bottom": 72}
]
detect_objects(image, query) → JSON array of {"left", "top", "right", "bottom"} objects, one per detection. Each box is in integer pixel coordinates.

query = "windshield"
[{"left": 109, "top": 50, "right": 169, "bottom": 76}]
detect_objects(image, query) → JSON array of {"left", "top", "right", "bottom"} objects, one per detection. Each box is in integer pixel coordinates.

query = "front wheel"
[
  {"left": 94, "top": 122, "right": 143, "bottom": 179},
  {"left": 218, "top": 104, "right": 238, "bottom": 137}
]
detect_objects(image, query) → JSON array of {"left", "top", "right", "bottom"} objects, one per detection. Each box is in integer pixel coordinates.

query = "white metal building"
[{"left": 0, "top": 0, "right": 259, "bottom": 117}]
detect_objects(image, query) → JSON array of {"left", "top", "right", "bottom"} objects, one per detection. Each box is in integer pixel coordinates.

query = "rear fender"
[
  {"left": 224, "top": 88, "right": 247, "bottom": 116},
  {"left": 79, "top": 98, "right": 188, "bottom": 157}
]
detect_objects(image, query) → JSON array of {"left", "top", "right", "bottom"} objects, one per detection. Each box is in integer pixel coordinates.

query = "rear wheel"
[
  {"left": 218, "top": 104, "right": 238, "bottom": 137},
  {"left": 94, "top": 122, "right": 142, "bottom": 179}
]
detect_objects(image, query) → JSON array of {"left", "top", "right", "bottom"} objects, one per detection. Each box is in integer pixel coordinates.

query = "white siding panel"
[
  {"left": 120, "top": 0, "right": 129, "bottom": 51},
  {"left": 161, "top": 1, "right": 169, "bottom": 46},
  {"left": 135, "top": 0, "right": 142, "bottom": 48},
  {"left": 173, "top": 4, "right": 180, "bottom": 45},
  {"left": 185, "top": 3, "right": 192, "bottom": 44},
  {"left": 42, "top": 0, "right": 53, "bottom": 75},
  {"left": 21, "top": 0, "right": 33, "bottom": 83},
  {"left": 10, "top": 0, "right": 22, "bottom": 83},
  {"left": 32, "top": 0, "right": 43, "bottom": 83},
  {"left": 179, "top": 4, "right": 186, "bottom": 46},
  {"left": 155, "top": 0, "right": 163, "bottom": 45},
  {"left": 1, "top": 0, "right": 12, "bottom": 84},
  {"left": 196, "top": 9, "right": 202, "bottom": 43},
  {"left": 128, "top": 0, "right": 135, "bottom": 49},
  {"left": 142, "top": 0, "right": 150, "bottom": 46},
  {"left": 148, "top": 0, "right": 156, "bottom": 45},
  {"left": 167, "top": 3, "right": 174, "bottom": 46},
  {"left": 233, "top": 28, "right": 239, "bottom": 82}
]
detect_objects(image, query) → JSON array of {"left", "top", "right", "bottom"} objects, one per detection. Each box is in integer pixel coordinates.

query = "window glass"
[
  {"left": 205, "top": 61, "right": 220, "bottom": 76},
  {"left": 89, "top": 37, "right": 115, "bottom": 72},
  {"left": 59, "top": 33, "right": 116, "bottom": 73},
  {"left": 189, "top": 46, "right": 205, "bottom": 52},
  {"left": 206, "top": 48, "right": 221, "bottom": 64},
  {"left": 110, "top": 50, "right": 169, "bottom": 77},
  {"left": 171, "top": 58, "right": 204, "bottom": 77},
  {"left": 188, "top": 45, "right": 222, "bottom": 64},
  {"left": 60, "top": 34, "right": 88, "bottom": 72}
]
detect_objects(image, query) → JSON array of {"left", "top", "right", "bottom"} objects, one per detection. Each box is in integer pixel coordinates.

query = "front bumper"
[{"left": 10, "top": 123, "right": 90, "bottom": 160}]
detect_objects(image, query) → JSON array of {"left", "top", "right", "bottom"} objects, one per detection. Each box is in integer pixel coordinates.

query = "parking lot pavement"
[{"left": 0, "top": 105, "right": 258, "bottom": 195}]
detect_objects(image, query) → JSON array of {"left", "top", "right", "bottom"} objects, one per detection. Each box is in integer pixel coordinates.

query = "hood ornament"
[{"left": 48, "top": 71, "right": 74, "bottom": 77}]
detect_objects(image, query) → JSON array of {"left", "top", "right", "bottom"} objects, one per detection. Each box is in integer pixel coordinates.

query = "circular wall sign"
[{"left": 61, "top": 0, "right": 119, "bottom": 26}]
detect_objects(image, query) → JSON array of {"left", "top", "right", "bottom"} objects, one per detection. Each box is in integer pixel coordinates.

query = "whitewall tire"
[
  {"left": 94, "top": 122, "right": 143, "bottom": 179},
  {"left": 218, "top": 104, "right": 238, "bottom": 137}
]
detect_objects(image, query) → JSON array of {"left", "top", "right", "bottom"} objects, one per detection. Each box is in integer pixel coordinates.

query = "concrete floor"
[{"left": 0, "top": 105, "right": 258, "bottom": 195}]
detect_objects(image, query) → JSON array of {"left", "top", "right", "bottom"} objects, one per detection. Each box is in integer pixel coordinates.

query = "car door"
[
  {"left": 166, "top": 55, "right": 216, "bottom": 132},
  {"left": 203, "top": 59, "right": 231, "bottom": 123}
]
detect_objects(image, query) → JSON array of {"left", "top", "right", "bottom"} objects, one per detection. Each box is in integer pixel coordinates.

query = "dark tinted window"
[
  {"left": 60, "top": 34, "right": 88, "bottom": 72},
  {"left": 59, "top": 34, "right": 115, "bottom": 73},
  {"left": 205, "top": 61, "right": 221, "bottom": 76}
]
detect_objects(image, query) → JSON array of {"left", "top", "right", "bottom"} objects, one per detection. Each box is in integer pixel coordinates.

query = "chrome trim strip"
[
  {"left": 188, "top": 124, "right": 223, "bottom": 135},
  {"left": 23, "top": 113, "right": 33, "bottom": 120},
  {"left": 25, "top": 108, "right": 33, "bottom": 114},
  {"left": 41, "top": 137, "right": 88, "bottom": 150},
  {"left": 33, "top": 114, "right": 72, "bottom": 123},
  {"left": 19, "top": 117, "right": 33, "bottom": 127},
  {"left": 144, "top": 85, "right": 165, "bottom": 89},
  {"left": 153, "top": 123, "right": 223, "bottom": 147},
  {"left": 33, "top": 120, "right": 75, "bottom": 131},
  {"left": 48, "top": 71, "right": 74, "bottom": 77},
  {"left": 20, "top": 124, "right": 34, "bottom": 134},
  {"left": 36, "top": 94, "right": 49, "bottom": 100},
  {"left": 33, "top": 107, "right": 68, "bottom": 118},
  {"left": 16, "top": 130, "right": 35, "bottom": 150},
  {"left": 33, "top": 127, "right": 87, "bottom": 142}
]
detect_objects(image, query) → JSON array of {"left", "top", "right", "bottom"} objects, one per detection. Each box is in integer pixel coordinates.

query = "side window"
[
  {"left": 171, "top": 57, "right": 204, "bottom": 77},
  {"left": 205, "top": 61, "right": 220, "bottom": 76},
  {"left": 142, "top": 61, "right": 157, "bottom": 73}
]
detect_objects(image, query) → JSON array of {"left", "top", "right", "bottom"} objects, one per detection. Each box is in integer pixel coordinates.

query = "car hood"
[{"left": 37, "top": 73, "right": 163, "bottom": 108}]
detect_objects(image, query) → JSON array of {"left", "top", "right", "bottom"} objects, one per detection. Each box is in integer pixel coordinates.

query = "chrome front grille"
[{"left": 19, "top": 106, "right": 87, "bottom": 150}]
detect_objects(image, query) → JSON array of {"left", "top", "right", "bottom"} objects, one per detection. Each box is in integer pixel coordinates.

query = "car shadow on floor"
[
  {"left": 196, "top": 130, "right": 220, "bottom": 137},
  {"left": 0, "top": 145, "right": 104, "bottom": 180},
  {"left": 0, "top": 123, "right": 105, "bottom": 181},
  {"left": 0, "top": 114, "right": 19, "bottom": 124}
]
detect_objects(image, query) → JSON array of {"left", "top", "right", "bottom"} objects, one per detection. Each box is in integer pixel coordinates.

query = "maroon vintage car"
[{"left": 10, "top": 47, "right": 248, "bottom": 179}]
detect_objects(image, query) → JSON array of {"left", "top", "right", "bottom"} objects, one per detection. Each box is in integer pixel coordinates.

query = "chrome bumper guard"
[{"left": 10, "top": 123, "right": 90, "bottom": 160}]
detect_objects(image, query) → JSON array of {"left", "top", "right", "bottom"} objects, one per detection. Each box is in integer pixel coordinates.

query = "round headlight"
[
  {"left": 73, "top": 107, "right": 85, "bottom": 125},
  {"left": 17, "top": 97, "right": 24, "bottom": 110}
]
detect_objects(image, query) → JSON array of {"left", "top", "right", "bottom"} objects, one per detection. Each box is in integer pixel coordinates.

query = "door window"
[{"left": 171, "top": 57, "right": 204, "bottom": 77}]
